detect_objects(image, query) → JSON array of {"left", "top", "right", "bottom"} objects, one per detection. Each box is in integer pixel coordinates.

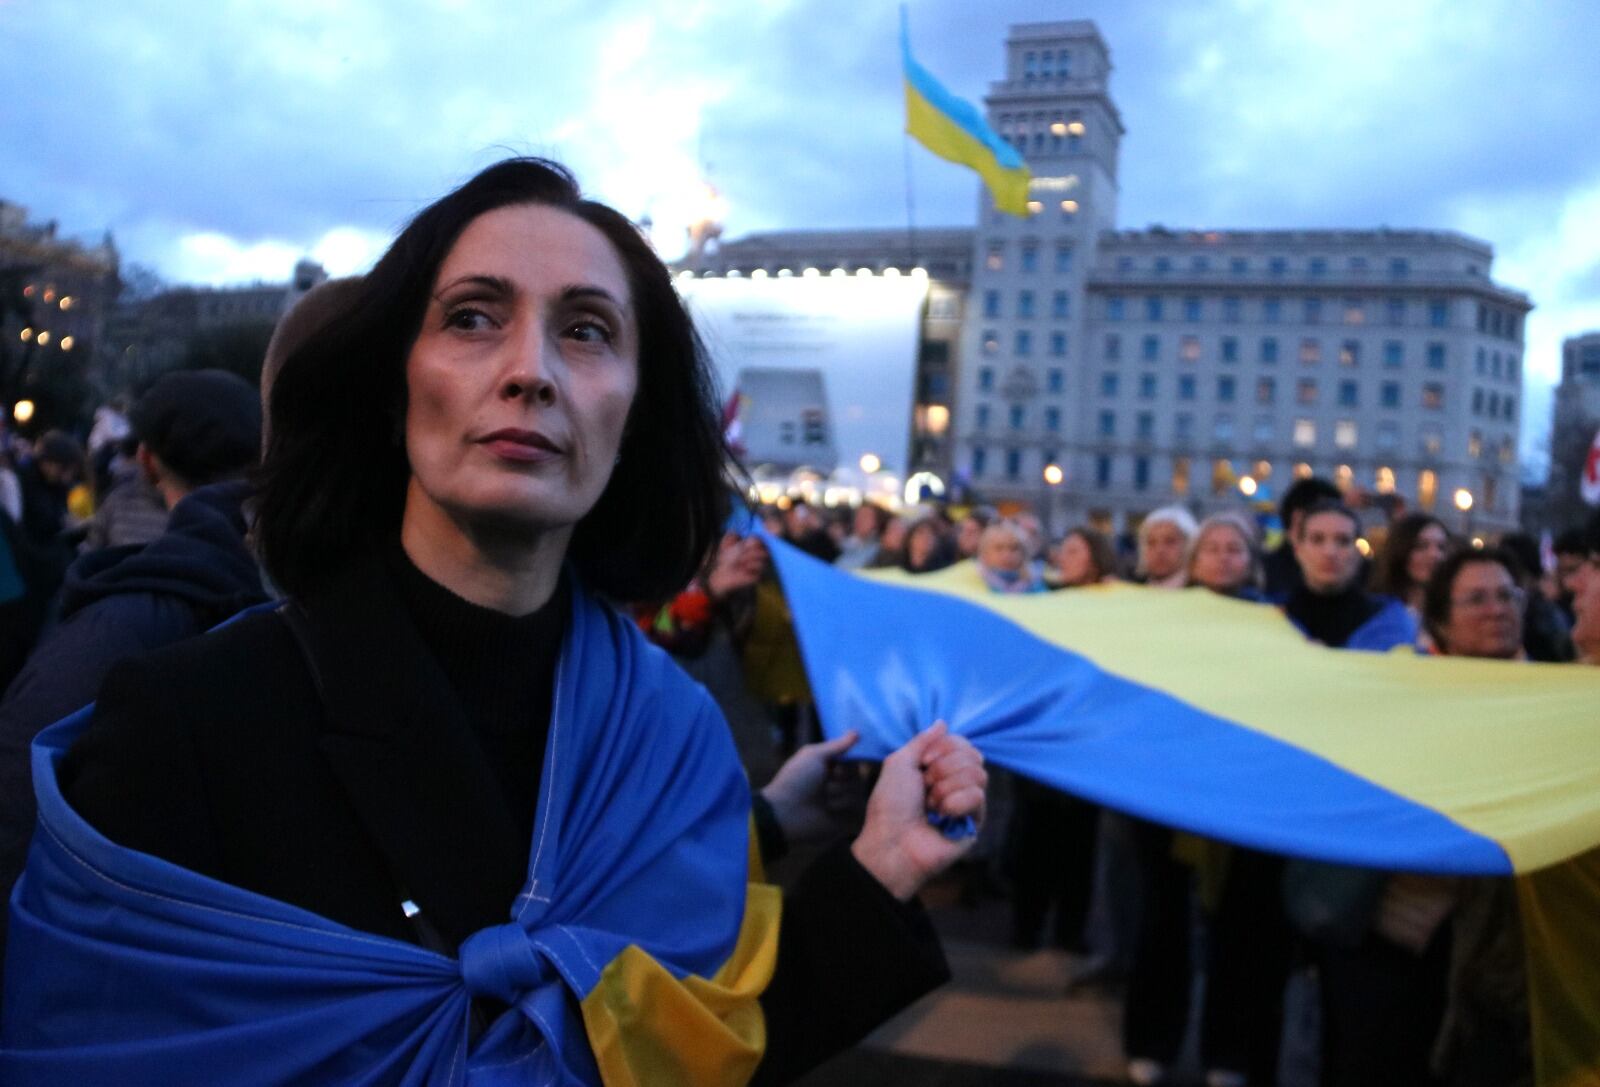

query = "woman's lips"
[{"left": 477, "top": 429, "right": 563, "bottom": 464}]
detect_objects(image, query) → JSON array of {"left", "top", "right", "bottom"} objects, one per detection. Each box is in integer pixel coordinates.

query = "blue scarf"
[{"left": 2, "top": 583, "right": 752, "bottom": 1085}]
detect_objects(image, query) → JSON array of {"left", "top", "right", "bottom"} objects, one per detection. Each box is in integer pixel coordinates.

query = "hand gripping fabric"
[{"left": 0, "top": 582, "right": 775, "bottom": 1086}]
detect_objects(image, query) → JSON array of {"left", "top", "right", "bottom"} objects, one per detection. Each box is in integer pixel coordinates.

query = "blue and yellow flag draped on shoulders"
[
  {"left": 761, "top": 537, "right": 1600, "bottom": 1087},
  {"left": 901, "top": 11, "right": 1031, "bottom": 217},
  {"left": 1, "top": 585, "right": 777, "bottom": 1086}
]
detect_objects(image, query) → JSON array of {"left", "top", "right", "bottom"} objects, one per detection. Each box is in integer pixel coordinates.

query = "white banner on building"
[{"left": 680, "top": 276, "right": 928, "bottom": 479}]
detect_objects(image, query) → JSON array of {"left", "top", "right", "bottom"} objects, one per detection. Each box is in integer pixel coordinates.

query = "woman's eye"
[
  {"left": 565, "top": 318, "right": 614, "bottom": 345},
  {"left": 444, "top": 306, "right": 494, "bottom": 332}
]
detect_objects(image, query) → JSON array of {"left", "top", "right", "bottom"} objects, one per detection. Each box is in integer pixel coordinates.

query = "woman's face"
[
  {"left": 1057, "top": 534, "right": 1098, "bottom": 587},
  {"left": 907, "top": 523, "right": 939, "bottom": 568},
  {"left": 1142, "top": 522, "right": 1188, "bottom": 581},
  {"left": 1192, "top": 524, "right": 1251, "bottom": 594},
  {"left": 979, "top": 532, "right": 1025, "bottom": 574},
  {"left": 1294, "top": 510, "right": 1361, "bottom": 594},
  {"left": 880, "top": 517, "right": 909, "bottom": 551},
  {"left": 1406, "top": 522, "right": 1450, "bottom": 589},
  {"left": 957, "top": 517, "right": 984, "bottom": 557},
  {"left": 403, "top": 204, "right": 638, "bottom": 537}
]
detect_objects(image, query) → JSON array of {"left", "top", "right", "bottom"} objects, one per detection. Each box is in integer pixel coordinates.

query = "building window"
[
  {"left": 1009, "top": 405, "right": 1025, "bottom": 430},
  {"left": 1045, "top": 406, "right": 1061, "bottom": 432},
  {"left": 1142, "top": 335, "right": 1160, "bottom": 362},
  {"left": 1212, "top": 416, "right": 1235, "bottom": 443},
  {"left": 1095, "top": 455, "right": 1112, "bottom": 489},
  {"left": 1050, "top": 332, "right": 1067, "bottom": 357},
  {"left": 1101, "top": 373, "right": 1120, "bottom": 397},
  {"left": 1179, "top": 375, "right": 1197, "bottom": 401},
  {"left": 1418, "top": 468, "right": 1437, "bottom": 510},
  {"left": 982, "top": 330, "right": 1000, "bottom": 356},
  {"left": 1107, "top": 296, "right": 1125, "bottom": 321},
  {"left": 1252, "top": 417, "right": 1274, "bottom": 443},
  {"left": 1006, "top": 448, "right": 1022, "bottom": 480},
  {"left": 1294, "top": 418, "right": 1316, "bottom": 447},
  {"left": 1488, "top": 391, "right": 1500, "bottom": 417},
  {"left": 1172, "top": 456, "right": 1191, "bottom": 495},
  {"left": 1428, "top": 299, "right": 1449, "bottom": 327},
  {"left": 986, "top": 243, "right": 1004, "bottom": 272},
  {"left": 1015, "top": 330, "right": 1032, "bottom": 356},
  {"left": 1257, "top": 377, "right": 1276, "bottom": 404},
  {"left": 983, "top": 290, "right": 1001, "bottom": 318},
  {"left": 1116, "top": 256, "right": 1136, "bottom": 273},
  {"left": 1300, "top": 338, "right": 1321, "bottom": 365},
  {"left": 1140, "top": 373, "right": 1157, "bottom": 399},
  {"left": 1263, "top": 297, "right": 1282, "bottom": 323},
  {"left": 976, "top": 404, "right": 991, "bottom": 429},
  {"left": 1384, "top": 340, "right": 1403, "bottom": 368},
  {"left": 1047, "top": 368, "right": 1064, "bottom": 393},
  {"left": 1269, "top": 257, "right": 1287, "bottom": 278},
  {"left": 1218, "top": 376, "right": 1237, "bottom": 403},
  {"left": 1297, "top": 378, "right": 1318, "bottom": 405},
  {"left": 1098, "top": 411, "right": 1116, "bottom": 437},
  {"left": 1222, "top": 296, "right": 1242, "bottom": 323},
  {"left": 1377, "top": 421, "right": 1399, "bottom": 450},
  {"left": 1154, "top": 258, "right": 1171, "bottom": 276},
  {"left": 1229, "top": 257, "right": 1248, "bottom": 276},
  {"left": 1468, "top": 430, "right": 1482, "bottom": 458},
  {"left": 1381, "top": 381, "right": 1400, "bottom": 408},
  {"left": 1261, "top": 337, "right": 1279, "bottom": 364},
  {"left": 1105, "top": 334, "right": 1121, "bottom": 361},
  {"left": 1304, "top": 298, "right": 1322, "bottom": 325},
  {"left": 1422, "top": 382, "right": 1444, "bottom": 410},
  {"left": 1137, "top": 412, "right": 1154, "bottom": 440},
  {"left": 1055, "top": 245, "right": 1073, "bottom": 273},
  {"left": 1426, "top": 342, "right": 1446, "bottom": 369},
  {"left": 1472, "top": 388, "right": 1484, "bottom": 415},
  {"left": 1335, "top": 420, "right": 1358, "bottom": 449},
  {"left": 1146, "top": 295, "right": 1164, "bottom": 321},
  {"left": 1175, "top": 413, "right": 1194, "bottom": 442},
  {"left": 1504, "top": 394, "right": 1517, "bottom": 421},
  {"left": 1421, "top": 426, "right": 1442, "bottom": 455},
  {"left": 1020, "top": 245, "right": 1038, "bottom": 273},
  {"left": 1491, "top": 352, "right": 1502, "bottom": 378},
  {"left": 1184, "top": 296, "right": 1203, "bottom": 322},
  {"left": 1018, "top": 291, "right": 1035, "bottom": 319},
  {"left": 1390, "top": 258, "right": 1410, "bottom": 280},
  {"left": 979, "top": 366, "right": 994, "bottom": 392},
  {"left": 1052, "top": 291, "right": 1070, "bottom": 319},
  {"left": 1134, "top": 456, "right": 1150, "bottom": 490},
  {"left": 1191, "top": 256, "right": 1210, "bottom": 272},
  {"left": 1180, "top": 335, "right": 1202, "bottom": 362},
  {"left": 971, "top": 446, "right": 987, "bottom": 476},
  {"left": 1221, "top": 337, "right": 1239, "bottom": 363},
  {"left": 1386, "top": 298, "right": 1406, "bottom": 326},
  {"left": 1340, "top": 340, "right": 1360, "bottom": 367},
  {"left": 1338, "top": 380, "right": 1358, "bottom": 407},
  {"left": 1343, "top": 298, "right": 1365, "bottom": 325},
  {"left": 1309, "top": 257, "right": 1327, "bottom": 278}
]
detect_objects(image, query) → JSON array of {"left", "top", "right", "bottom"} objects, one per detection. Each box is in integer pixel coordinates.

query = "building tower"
[{"left": 956, "top": 22, "right": 1125, "bottom": 521}]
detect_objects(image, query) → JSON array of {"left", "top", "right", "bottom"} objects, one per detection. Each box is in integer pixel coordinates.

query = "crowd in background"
[{"left": 4, "top": 373, "right": 1600, "bottom": 1087}]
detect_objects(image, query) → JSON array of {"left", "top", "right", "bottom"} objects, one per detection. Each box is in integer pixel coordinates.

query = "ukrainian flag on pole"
[{"left": 901, "top": 10, "right": 1032, "bottom": 217}]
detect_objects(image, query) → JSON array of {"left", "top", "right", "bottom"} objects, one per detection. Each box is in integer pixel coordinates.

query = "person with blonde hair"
[
  {"left": 1135, "top": 505, "right": 1198, "bottom": 588},
  {"left": 976, "top": 520, "right": 1045, "bottom": 593},
  {"left": 1188, "top": 513, "right": 1264, "bottom": 599}
]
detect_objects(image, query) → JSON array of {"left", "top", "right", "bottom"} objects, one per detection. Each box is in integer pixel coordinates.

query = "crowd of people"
[
  {"left": 0, "top": 153, "right": 1595, "bottom": 1086},
  {"left": 653, "top": 477, "right": 1599, "bottom": 1087}
]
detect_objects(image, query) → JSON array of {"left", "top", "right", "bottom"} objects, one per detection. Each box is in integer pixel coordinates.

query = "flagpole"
[{"left": 900, "top": 4, "right": 919, "bottom": 270}]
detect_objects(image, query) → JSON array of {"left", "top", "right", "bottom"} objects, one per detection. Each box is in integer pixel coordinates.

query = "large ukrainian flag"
[
  {"left": 902, "top": 15, "right": 1031, "bottom": 217},
  {"left": 762, "top": 538, "right": 1600, "bottom": 1087}
]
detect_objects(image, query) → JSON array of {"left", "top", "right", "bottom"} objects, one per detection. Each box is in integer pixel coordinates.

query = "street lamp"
[
  {"left": 13, "top": 399, "right": 36, "bottom": 424},
  {"left": 1453, "top": 487, "right": 1474, "bottom": 536},
  {"left": 859, "top": 452, "right": 882, "bottom": 474}
]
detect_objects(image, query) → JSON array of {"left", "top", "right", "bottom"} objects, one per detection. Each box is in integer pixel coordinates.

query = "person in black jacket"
[{"left": 12, "top": 159, "right": 983, "bottom": 1084}]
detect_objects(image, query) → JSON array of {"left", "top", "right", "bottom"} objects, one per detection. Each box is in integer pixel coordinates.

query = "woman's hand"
[
  {"left": 851, "top": 722, "right": 987, "bottom": 902},
  {"left": 759, "top": 730, "right": 862, "bottom": 846}
]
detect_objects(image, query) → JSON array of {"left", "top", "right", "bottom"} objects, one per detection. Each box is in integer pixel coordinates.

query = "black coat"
[{"left": 50, "top": 558, "right": 946, "bottom": 1084}]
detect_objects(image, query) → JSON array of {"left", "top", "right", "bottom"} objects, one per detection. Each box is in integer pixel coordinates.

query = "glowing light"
[
  {"left": 19, "top": 327, "right": 32, "bottom": 342},
  {"left": 1471, "top": 536, "right": 1485, "bottom": 549},
  {"left": 675, "top": 270, "right": 695, "bottom": 282},
  {"left": 1239, "top": 475, "right": 1258, "bottom": 497},
  {"left": 924, "top": 404, "right": 950, "bottom": 435},
  {"left": 1027, "top": 200, "right": 1043, "bottom": 214},
  {"left": 751, "top": 269, "right": 768, "bottom": 279},
  {"left": 36, "top": 331, "right": 50, "bottom": 346},
  {"left": 42, "top": 287, "right": 56, "bottom": 303},
  {"left": 829, "top": 268, "right": 846, "bottom": 278},
  {"left": 22, "top": 285, "right": 36, "bottom": 298},
  {"left": 1454, "top": 488, "right": 1474, "bottom": 512},
  {"left": 911, "top": 267, "right": 929, "bottom": 279},
  {"left": 859, "top": 452, "right": 882, "bottom": 474},
  {"left": 1356, "top": 538, "right": 1372, "bottom": 557},
  {"left": 802, "top": 267, "right": 820, "bottom": 278},
  {"left": 13, "top": 400, "right": 35, "bottom": 424},
  {"left": 1066, "top": 121, "right": 1085, "bottom": 135},
  {"left": 59, "top": 335, "right": 75, "bottom": 351},
  {"left": 59, "top": 296, "right": 74, "bottom": 310},
  {"left": 777, "top": 268, "right": 793, "bottom": 277},
  {"left": 1060, "top": 199, "right": 1079, "bottom": 214},
  {"left": 884, "top": 267, "right": 901, "bottom": 278},
  {"left": 1050, "top": 122, "right": 1067, "bottom": 135},
  {"left": 1043, "top": 464, "right": 1064, "bottom": 486},
  {"left": 855, "top": 267, "right": 873, "bottom": 278}
]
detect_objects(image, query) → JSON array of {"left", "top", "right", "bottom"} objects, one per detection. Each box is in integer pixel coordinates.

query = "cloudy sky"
[{"left": 4, "top": 0, "right": 1598, "bottom": 472}]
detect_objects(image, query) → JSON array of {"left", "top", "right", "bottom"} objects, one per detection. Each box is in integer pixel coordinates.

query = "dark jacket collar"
[{"left": 284, "top": 556, "right": 532, "bottom": 948}]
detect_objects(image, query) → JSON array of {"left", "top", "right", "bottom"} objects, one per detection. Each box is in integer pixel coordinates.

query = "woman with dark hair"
[
  {"left": 3, "top": 159, "right": 984, "bottom": 1085},
  {"left": 902, "top": 513, "right": 956, "bottom": 574},
  {"left": 1053, "top": 526, "right": 1119, "bottom": 588},
  {"left": 1370, "top": 512, "right": 1451, "bottom": 617}
]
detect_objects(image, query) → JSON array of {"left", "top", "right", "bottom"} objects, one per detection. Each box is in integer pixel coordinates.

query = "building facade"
[
  {"left": 683, "top": 20, "right": 1532, "bottom": 533},
  {"left": 1544, "top": 332, "right": 1600, "bottom": 528}
]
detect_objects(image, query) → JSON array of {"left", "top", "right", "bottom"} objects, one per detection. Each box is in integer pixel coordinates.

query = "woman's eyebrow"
[
  {"left": 562, "top": 285, "right": 629, "bottom": 312},
  {"left": 434, "top": 274, "right": 515, "bottom": 299}
]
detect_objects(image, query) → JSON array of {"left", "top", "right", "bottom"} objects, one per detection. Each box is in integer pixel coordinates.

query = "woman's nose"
[{"left": 501, "top": 329, "right": 557, "bottom": 406}]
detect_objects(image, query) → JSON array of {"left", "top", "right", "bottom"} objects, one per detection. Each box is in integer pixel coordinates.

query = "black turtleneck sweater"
[
  {"left": 387, "top": 545, "right": 569, "bottom": 862},
  {"left": 1285, "top": 582, "right": 1383, "bottom": 649}
]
